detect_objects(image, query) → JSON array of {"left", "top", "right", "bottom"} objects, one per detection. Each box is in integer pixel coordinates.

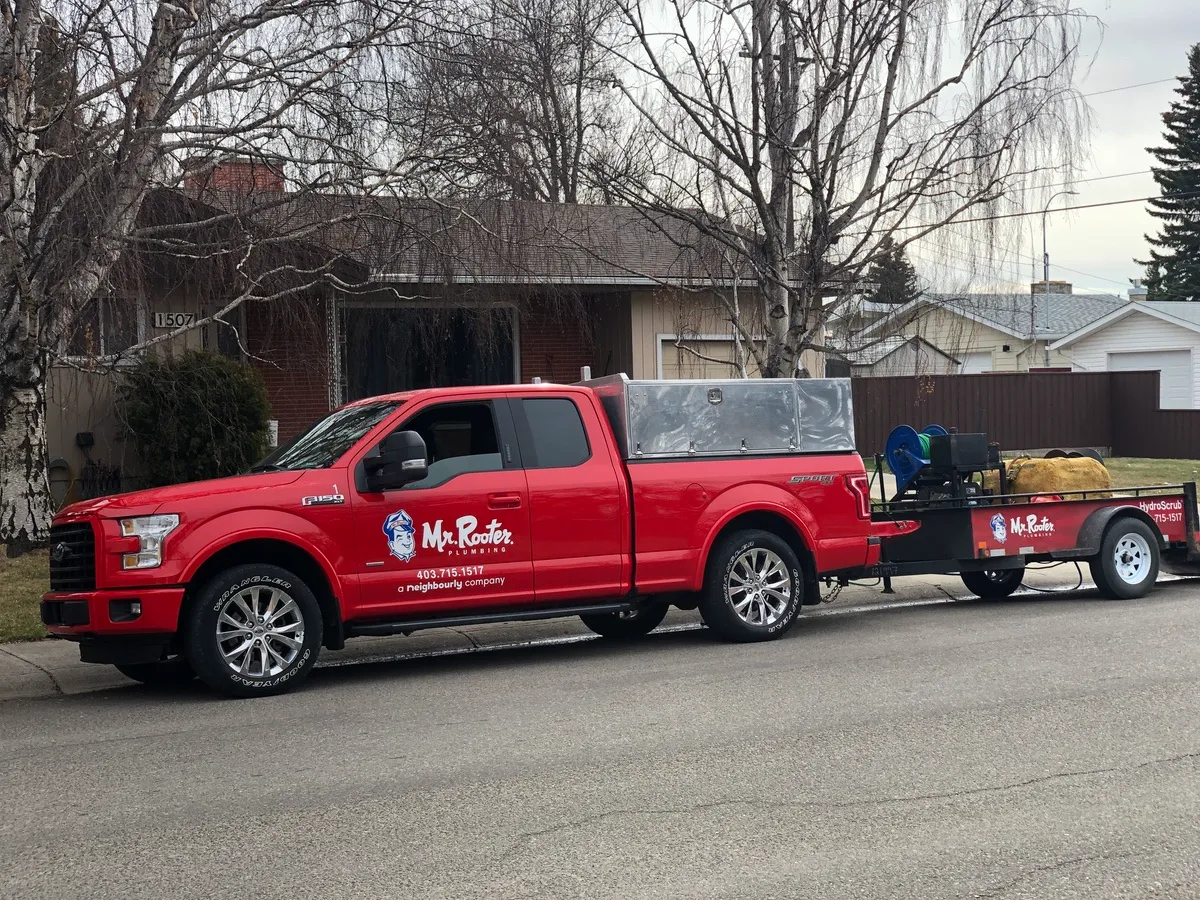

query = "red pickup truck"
[{"left": 42, "top": 376, "right": 885, "bottom": 696}]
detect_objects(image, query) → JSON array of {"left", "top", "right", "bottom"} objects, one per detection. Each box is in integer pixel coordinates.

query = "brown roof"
[{"left": 190, "top": 191, "right": 747, "bottom": 287}]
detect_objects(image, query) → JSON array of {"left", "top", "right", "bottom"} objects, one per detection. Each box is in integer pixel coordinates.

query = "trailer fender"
[{"left": 1072, "top": 506, "right": 1165, "bottom": 558}]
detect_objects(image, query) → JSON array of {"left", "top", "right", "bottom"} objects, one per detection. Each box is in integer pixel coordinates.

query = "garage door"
[
  {"left": 958, "top": 351, "right": 992, "bottom": 374},
  {"left": 1108, "top": 349, "right": 1194, "bottom": 409}
]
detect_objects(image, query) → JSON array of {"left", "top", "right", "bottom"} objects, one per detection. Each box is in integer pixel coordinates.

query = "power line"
[
  {"left": 1082, "top": 78, "right": 1176, "bottom": 98},
  {"left": 883, "top": 191, "right": 1200, "bottom": 231},
  {"left": 924, "top": 224, "right": 1135, "bottom": 289}
]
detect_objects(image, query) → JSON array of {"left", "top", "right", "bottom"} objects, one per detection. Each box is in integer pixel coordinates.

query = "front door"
[{"left": 350, "top": 398, "right": 533, "bottom": 618}]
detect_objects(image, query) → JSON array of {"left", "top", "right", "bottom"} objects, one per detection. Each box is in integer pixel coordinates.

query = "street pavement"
[{"left": 3, "top": 573, "right": 1200, "bottom": 899}]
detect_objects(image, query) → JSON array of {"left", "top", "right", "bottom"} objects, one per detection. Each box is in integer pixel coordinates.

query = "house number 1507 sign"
[{"left": 154, "top": 312, "right": 196, "bottom": 329}]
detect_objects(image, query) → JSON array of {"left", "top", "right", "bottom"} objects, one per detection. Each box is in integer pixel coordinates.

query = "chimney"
[
  {"left": 1031, "top": 280, "right": 1072, "bottom": 295},
  {"left": 1128, "top": 278, "right": 1147, "bottom": 301},
  {"left": 183, "top": 155, "right": 285, "bottom": 196}
]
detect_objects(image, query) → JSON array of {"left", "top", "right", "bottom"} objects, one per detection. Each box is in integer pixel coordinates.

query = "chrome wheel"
[
  {"left": 1113, "top": 532, "right": 1152, "bottom": 585},
  {"left": 215, "top": 585, "right": 305, "bottom": 678},
  {"left": 726, "top": 547, "right": 792, "bottom": 627}
]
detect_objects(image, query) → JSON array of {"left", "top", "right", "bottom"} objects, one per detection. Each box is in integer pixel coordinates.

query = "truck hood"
[{"left": 57, "top": 471, "right": 305, "bottom": 520}]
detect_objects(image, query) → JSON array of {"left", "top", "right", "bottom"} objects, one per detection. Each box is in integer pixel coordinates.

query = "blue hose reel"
[{"left": 885, "top": 424, "right": 948, "bottom": 492}]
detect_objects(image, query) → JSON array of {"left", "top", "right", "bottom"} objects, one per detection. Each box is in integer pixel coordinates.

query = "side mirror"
[{"left": 363, "top": 430, "right": 428, "bottom": 492}]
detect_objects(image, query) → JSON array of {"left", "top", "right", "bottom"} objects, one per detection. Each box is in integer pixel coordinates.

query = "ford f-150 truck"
[{"left": 41, "top": 375, "right": 887, "bottom": 696}]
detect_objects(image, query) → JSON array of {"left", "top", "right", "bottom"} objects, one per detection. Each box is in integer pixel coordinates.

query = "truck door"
[
  {"left": 350, "top": 398, "right": 533, "bottom": 618},
  {"left": 510, "top": 394, "right": 629, "bottom": 602}
]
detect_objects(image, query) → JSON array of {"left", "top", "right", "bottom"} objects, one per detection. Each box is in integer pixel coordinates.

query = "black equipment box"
[{"left": 929, "top": 432, "right": 989, "bottom": 470}]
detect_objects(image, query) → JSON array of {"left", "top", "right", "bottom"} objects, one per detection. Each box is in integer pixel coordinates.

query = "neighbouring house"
[
  {"left": 825, "top": 335, "right": 960, "bottom": 378},
  {"left": 46, "top": 159, "right": 822, "bottom": 502},
  {"left": 1050, "top": 299, "right": 1200, "bottom": 409},
  {"left": 852, "top": 281, "right": 1127, "bottom": 374}
]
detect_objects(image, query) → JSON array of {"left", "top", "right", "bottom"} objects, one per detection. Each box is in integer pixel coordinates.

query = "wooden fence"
[{"left": 852, "top": 371, "right": 1200, "bottom": 459}]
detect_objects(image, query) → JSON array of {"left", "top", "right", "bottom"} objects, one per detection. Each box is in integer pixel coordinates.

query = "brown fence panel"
[
  {"left": 1110, "top": 371, "right": 1200, "bottom": 458},
  {"left": 851, "top": 373, "right": 1114, "bottom": 457}
]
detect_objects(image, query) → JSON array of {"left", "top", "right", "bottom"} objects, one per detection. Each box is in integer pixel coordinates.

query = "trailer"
[{"left": 835, "top": 426, "right": 1200, "bottom": 599}]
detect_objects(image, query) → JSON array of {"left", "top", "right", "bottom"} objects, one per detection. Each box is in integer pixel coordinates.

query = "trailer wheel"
[
  {"left": 580, "top": 602, "right": 669, "bottom": 639},
  {"left": 700, "top": 529, "right": 803, "bottom": 642},
  {"left": 961, "top": 568, "right": 1025, "bottom": 599},
  {"left": 1090, "top": 517, "right": 1160, "bottom": 600}
]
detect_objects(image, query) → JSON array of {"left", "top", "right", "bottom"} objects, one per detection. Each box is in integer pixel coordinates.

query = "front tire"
[
  {"left": 115, "top": 657, "right": 196, "bottom": 687},
  {"left": 961, "top": 568, "right": 1025, "bottom": 599},
  {"left": 699, "top": 529, "right": 803, "bottom": 642},
  {"left": 580, "top": 602, "right": 669, "bottom": 639},
  {"left": 1090, "top": 517, "right": 1160, "bottom": 600},
  {"left": 185, "top": 564, "right": 323, "bottom": 698}
]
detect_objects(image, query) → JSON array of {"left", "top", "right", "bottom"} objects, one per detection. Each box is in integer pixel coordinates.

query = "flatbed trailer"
[{"left": 839, "top": 476, "right": 1200, "bottom": 600}]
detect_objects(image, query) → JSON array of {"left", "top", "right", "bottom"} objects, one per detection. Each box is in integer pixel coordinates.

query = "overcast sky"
[{"left": 933, "top": 0, "right": 1199, "bottom": 297}]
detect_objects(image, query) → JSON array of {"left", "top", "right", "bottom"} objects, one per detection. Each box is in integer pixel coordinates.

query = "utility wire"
[
  {"left": 879, "top": 191, "right": 1200, "bottom": 232},
  {"left": 1082, "top": 78, "right": 1177, "bottom": 97}
]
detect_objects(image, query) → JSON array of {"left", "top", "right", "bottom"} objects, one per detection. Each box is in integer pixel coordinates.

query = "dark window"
[
  {"left": 521, "top": 398, "right": 590, "bottom": 468},
  {"left": 399, "top": 402, "right": 503, "bottom": 489},
  {"left": 65, "top": 299, "right": 139, "bottom": 357}
]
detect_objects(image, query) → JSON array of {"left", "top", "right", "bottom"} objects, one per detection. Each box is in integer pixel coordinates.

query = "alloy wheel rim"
[
  {"left": 216, "top": 586, "right": 305, "bottom": 678},
  {"left": 726, "top": 547, "right": 792, "bottom": 626},
  {"left": 1113, "top": 533, "right": 1152, "bottom": 585}
]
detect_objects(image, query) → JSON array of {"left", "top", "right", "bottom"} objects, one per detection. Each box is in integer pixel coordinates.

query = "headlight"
[{"left": 119, "top": 515, "right": 180, "bottom": 570}]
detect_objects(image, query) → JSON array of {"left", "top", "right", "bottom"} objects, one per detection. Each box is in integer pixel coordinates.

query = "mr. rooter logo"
[{"left": 1008, "top": 513, "right": 1055, "bottom": 538}]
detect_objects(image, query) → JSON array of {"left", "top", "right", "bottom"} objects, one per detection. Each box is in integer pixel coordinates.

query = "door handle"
[{"left": 488, "top": 492, "right": 522, "bottom": 509}]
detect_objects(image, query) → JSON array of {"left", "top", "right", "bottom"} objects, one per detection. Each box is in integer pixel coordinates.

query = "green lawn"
[
  {"left": 1104, "top": 457, "right": 1200, "bottom": 490},
  {"left": 0, "top": 547, "right": 48, "bottom": 642}
]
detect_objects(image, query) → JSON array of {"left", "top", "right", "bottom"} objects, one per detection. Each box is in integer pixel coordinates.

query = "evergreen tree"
[
  {"left": 865, "top": 238, "right": 923, "bottom": 305},
  {"left": 1143, "top": 44, "right": 1200, "bottom": 301}
]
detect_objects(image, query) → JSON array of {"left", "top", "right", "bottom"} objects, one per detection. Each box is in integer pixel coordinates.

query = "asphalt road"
[{"left": 3, "top": 586, "right": 1200, "bottom": 899}]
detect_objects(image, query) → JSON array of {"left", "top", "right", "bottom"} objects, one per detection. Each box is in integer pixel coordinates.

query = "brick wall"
[
  {"left": 184, "top": 159, "right": 285, "bottom": 195},
  {"left": 246, "top": 300, "right": 330, "bottom": 441},
  {"left": 519, "top": 307, "right": 596, "bottom": 384}
]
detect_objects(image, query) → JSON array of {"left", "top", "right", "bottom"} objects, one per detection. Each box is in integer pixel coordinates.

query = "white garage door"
[
  {"left": 958, "top": 351, "right": 992, "bottom": 374},
  {"left": 1108, "top": 349, "right": 1194, "bottom": 409}
]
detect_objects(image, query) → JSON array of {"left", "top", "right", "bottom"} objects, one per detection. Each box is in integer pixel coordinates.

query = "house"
[
  {"left": 1050, "top": 299, "right": 1200, "bottom": 409},
  {"left": 46, "top": 160, "right": 820, "bottom": 499},
  {"left": 825, "top": 335, "right": 960, "bottom": 378},
  {"left": 854, "top": 282, "right": 1127, "bottom": 373}
]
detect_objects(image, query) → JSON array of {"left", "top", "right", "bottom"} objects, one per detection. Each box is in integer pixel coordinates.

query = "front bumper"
[{"left": 41, "top": 586, "right": 186, "bottom": 637}]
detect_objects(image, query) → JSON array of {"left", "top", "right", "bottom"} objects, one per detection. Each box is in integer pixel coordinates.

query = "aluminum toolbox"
[{"left": 582, "top": 374, "right": 856, "bottom": 459}]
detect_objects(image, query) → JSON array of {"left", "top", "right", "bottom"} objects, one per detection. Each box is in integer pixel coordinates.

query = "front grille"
[{"left": 48, "top": 522, "right": 97, "bottom": 592}]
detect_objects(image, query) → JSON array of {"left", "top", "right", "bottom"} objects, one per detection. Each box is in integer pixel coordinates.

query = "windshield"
[{"left": 253, "top": 401, "right": 401, "bottom": 472}]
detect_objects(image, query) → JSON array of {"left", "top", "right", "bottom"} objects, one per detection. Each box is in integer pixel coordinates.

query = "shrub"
[{"left": 119, "top": 350, "right": 272, "bottom": 487}]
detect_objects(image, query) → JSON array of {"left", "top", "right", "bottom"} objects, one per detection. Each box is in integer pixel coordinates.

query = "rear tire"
[
  {"left": 1089, "top": 517, "right": 1160, "bottom": 600},
  {"left": 580, "top": 602, "right": 669, "bottom": 639},
  {"left": 961, "top": 568, "right": 1025, "bottom": 599},
  {"left": 115, "top": 657, "right": 195, "bottom": 687},
  {"left": 185, "top": 564, "right": 323, "bottom": 698},
  {"left": 699, "top": 529, "right": 803, "bottom": 642}
]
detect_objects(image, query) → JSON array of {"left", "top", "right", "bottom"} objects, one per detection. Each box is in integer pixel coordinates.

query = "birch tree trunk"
[{"left": 0, "top": 356, "right": 51, "bottom": 552}]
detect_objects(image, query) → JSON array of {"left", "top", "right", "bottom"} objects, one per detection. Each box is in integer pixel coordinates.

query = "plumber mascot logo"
[
  {"left": 990, "top": 513, "right": 1007, "bottom": 544},
  {"left": 384, "top": 509, "right": 417, "bottom": 562}
]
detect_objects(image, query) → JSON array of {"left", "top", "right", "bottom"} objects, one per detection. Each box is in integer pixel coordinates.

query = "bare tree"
[
  {"left": 0, "top": 0, "right": 433, "bottom": 549},
  {"left": 605, "top": 0, "right": 1092, "bottom": 377},
  {"left": 404, "top": 0, "right": 628, "bottom": 202}
]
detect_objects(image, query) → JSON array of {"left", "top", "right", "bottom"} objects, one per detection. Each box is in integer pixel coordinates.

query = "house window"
[{"left": 64, "top": 298, "right": 142, "bottom": 359}]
